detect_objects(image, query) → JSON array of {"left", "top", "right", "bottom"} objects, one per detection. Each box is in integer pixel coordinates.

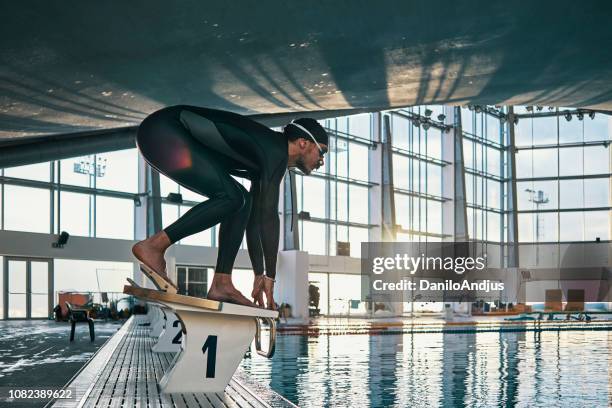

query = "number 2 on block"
[
  {"left": 201, "top": 335, "right": 218, "bottom": 378},
  {"left": 171, "top": 320, "right": 182, "bottom": 344}
]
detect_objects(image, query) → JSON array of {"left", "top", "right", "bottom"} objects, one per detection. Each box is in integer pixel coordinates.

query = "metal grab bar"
[{"left": 254, "top": 317, "right": 276, "bottom": 358}]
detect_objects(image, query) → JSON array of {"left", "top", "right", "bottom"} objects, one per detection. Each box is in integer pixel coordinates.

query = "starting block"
[
  {"left": 124, "top": 285, "right": 278, "bottom": 394},
  {"left": 151, "top": 310, "right": 182, "bottom": 353},
  {"left": 127, "top": 279, "right": 181, "bottom": 351},
  {"left": 150, "top": 306, "right": 167, "bottom": 338}
]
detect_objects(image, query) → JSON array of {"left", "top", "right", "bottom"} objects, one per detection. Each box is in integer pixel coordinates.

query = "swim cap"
[{"left": 285, "top": 118, "right": 329, "bottom": 146}]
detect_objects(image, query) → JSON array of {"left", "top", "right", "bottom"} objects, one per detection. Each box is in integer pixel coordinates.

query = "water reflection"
[{"left": 241, "top": 329, "right": 611, "bottom": 407}]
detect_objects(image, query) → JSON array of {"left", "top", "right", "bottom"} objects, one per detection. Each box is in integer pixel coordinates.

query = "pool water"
[{"left": 241, "top": 328, "right": 611, "bottom": 407}]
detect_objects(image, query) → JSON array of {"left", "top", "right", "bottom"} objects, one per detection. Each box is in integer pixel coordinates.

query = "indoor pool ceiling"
[{"left": 1, "top": 1, "right": 612, "bottom": 139}]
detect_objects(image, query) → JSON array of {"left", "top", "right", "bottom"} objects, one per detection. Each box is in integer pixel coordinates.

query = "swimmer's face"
[{"left": 297, "top": 141, "right": 327, "bottom": 175}]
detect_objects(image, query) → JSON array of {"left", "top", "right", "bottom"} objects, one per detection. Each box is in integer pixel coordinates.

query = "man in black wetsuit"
[{"left": 132, "top": 105, "right": 328, "bottom": 309}]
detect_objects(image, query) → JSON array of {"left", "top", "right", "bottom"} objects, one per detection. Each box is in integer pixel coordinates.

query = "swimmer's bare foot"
[
  {"left": 132, "top": 231, "right": 176, "bottom": 291},
  {"left": 208, "top": 274, "right": 257, "bottom": 307}
]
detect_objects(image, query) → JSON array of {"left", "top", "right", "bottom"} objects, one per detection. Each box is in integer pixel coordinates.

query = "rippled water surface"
[{"left": 241, "top": 328, "right": 611, "bottom": 407}]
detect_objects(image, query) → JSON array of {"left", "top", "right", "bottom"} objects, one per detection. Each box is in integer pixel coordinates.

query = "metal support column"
[
  {"left": 505, "top": 107, "right": 520, "bottom": 268},
  {"left": 368, "top": 113, "right": 383, "bottom": 242},
  {"left": 442, "top": 107, "right": 468, "bottom": 241},
  {"left": 146, "top": 166, "right": 163, "bottom": 237},
  {"left": 380, "top": 114, "right": 396, "bottom": 242}
]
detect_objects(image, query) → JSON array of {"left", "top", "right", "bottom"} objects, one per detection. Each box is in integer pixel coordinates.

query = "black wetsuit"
[{"left": 136, "top": 105, "right": 288, "bottom": 278}]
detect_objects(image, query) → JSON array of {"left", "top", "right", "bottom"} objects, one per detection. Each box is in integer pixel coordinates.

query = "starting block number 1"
[{"left": 202, "top": 335, "right": 218, "bottom": 378}]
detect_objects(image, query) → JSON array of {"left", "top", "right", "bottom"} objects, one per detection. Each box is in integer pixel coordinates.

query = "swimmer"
[{"left": 132, "top": 105, "right": 328, "bottom": 308}]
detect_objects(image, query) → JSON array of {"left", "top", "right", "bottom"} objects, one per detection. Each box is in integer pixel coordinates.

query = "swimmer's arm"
[
  {"left": 246, "top": 180, "right": 265, "bottom": 276},
  {"left": 257, "top": 171, "right": 283, "bottom": 279}
]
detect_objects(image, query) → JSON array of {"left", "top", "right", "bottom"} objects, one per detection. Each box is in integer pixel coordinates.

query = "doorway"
[{"left": 3, "top": 257, "right": 53, "bottom": 319}]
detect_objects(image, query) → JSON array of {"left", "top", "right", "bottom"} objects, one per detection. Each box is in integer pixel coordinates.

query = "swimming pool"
[{"left": 241, "top": 323, "right": 611, "bottom": 407}]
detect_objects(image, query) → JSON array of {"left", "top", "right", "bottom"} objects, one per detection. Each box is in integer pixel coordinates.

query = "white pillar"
[{"left": 276, "top": 250, "right": 309, "bottom": 322}]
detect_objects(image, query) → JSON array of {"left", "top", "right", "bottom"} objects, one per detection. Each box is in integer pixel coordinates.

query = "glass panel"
[
  {"left": 302, "top": 177, "right": 326, "bottom": 218},
  {"left": 8, "top": 260, "right": 26, "bottom": 293},
  {"left": 518, "top": 213, "right": 558, "bottom": 242},
  {"left": 348, "top": 185, "right": 368, "bottom": 224},
  {"left": 559, "top": 115, "right": 584, "bottom": 144},
  {"left": 336, "top": 116, "right": 348, "bottom": 134},
  {"left": 485, "top": 114, "right": 501, "bottom": 143},
  {"left": 461, "top": 109, "right": 474, "bottom": 135},
  {"left": 336, "top": 182, "right": 348, "bottom": 222},
  {"left": 559, "top": 147, "right": 583, "bottom": 177},
  {"left": 427, "top": 131, "right": 442, "bottom": 160},
  {"left": 515, "top": 115, "right": 533, "bottom": 146},
  {"left": 60, "top": 191, "right": 91, "bottom": 237},
  {"left": 335, "top": 138, "right": 348, "bottom": 178},
  {"left": 395, "top": 194, "right": 410, "bottom": 228},
  {"left": 348, "top": 142, "right": 369, "bottom": 181},
  {"left": 8, "top": 295, "right": 26, "bottom": 318},
  {"left": 584, "top": 211, "right": 609, "bottom": 241},
  {"left": 560, "top": 212, "right": 583, "bottom": 241},
  {"left": 559, "top": 179, "right": 583, "bottom": 209},
  {"left": 4, "top": 186, "right": 50, "bottom": 233},
  {"left": 162, "top": 203, "right": 180, "bottom": 229},
  {"left": 31, "top": 294, "right": 49, "bottom": 318},
  {"left": 532, "top": 116, "right": 558, "bottom": 145},
  {"left": 31, "top": 261, "right": 48, "bottom": 294},
  {"left": 4, "top": 162, "right": 50, "bottom": 182},
  {"left": 487, "top": 147, "right": 500, "bottom": 176},
  {"left": 517, "top": 181, "right": 557, "bottom": 211},
  {"left": 177, "top": 267, "right": 187, "bottom": 294},
  {"left": 95, "top": 150, "right": 138, "bottom": 192},
  {"left": 427, "top": 164, "right": 442, "bottom": 196},
  {"left": 392, "top": 155, "right": 409, "bottom": 190},
  {"left": 584, "top": 178, "right": 609, "bottom": 208},
  {"left": 514, "top": 150, "right": 533, "bottom": 179},
  {"left": 463, "top": 139, "right": 474, "bottom": 169},
  {"left": 532, "top": 149, "right": 557, "bottom": 178},
  {"left": 487, "top": 179, "right": 501, "bottom": 209},
  {"left": 426, "top": 200, "right": 442, "bottom": 234},
  {"left": 487, "top": 211, "right": 501, "bottom": 242},
  {"left": 583, "top": 146, "right": 609, "bottom": 175},
  {"left": 584, "top": 113, "right": 612, "bottom": 142},
  {"left": 392, "top": 115, "right": 409, "bottom": 149},
  {"left": 328, "top": 274, "right": 365, "bottom": 315},
  {"left": 96, "top": 196, "right": 134, "bottom": 240},
  {"left": 302, "top": 222, "right": 326, "bottom": 255},
  {"left": 348, "top": 113, "right": 371, "bottom": 139}
]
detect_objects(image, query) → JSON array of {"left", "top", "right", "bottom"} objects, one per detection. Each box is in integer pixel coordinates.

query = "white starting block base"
[
  {"left": 124, "top": 285, "right": 278, "bottom": 394},
  {"left": 152, "top": 310, "right": 182, "bottom": 353},
  {"left": 150, "top": 306, "right": 167, "bottom": 338}
]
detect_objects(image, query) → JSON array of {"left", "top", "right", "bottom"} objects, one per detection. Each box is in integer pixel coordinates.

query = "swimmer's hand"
[
  {"left": 262, "top": 276, "right": 276, "bottom": 310},
  {"left": 251, "top": 275, "right": 265, "bottom": 308}
]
